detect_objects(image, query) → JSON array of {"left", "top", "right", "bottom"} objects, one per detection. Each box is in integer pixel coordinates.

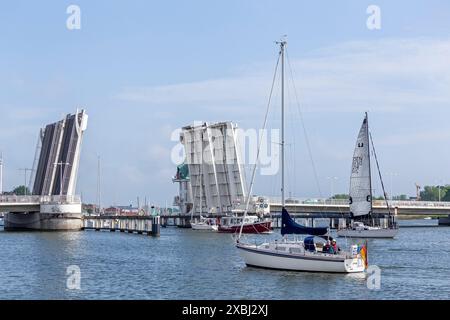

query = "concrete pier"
[
  {"left": 3, "top": 198, "right": 83, "bottom": 231},
  {"left": 438, "top": 215, "right": 450, "bottom": 226},
  {"left": 82, "top": 215, "right": 160, "bottom": 236}
]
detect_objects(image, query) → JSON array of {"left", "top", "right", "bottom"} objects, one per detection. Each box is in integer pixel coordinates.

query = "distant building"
[
  {"left": 82, "top": 203, "right": 98, "bottom": 214},
  {"left": 117, "top": 205, "right": 140, "bottom": 215},
  {"left": 103, "top": 206, "right": 120, "bottom": 215}
]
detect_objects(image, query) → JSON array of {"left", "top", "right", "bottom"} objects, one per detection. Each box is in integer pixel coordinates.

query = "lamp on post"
[
  {"left": 326, "top": 176, "right": 338, "bottom": 199},
  {"left": 388, "top": 172, "right": 398, "bottom": 200},
  {"left": 0, "top": 152, "right": 3, "bottom": 195},
  {"left": 18, "top": 168, "right": 33, "bottom": 196},
  {"left": 435, "top": 179, "right": 444, "bottom": 202}
]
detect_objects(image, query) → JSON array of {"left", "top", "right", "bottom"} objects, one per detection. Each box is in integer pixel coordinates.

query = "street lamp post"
[
  {"left": 327, "top": 176, "right": 338, "bottom": 199},
  {"left": 0, "top": 152, "right": 3, "bottom": 195},
  {"left": 18, "top": 168, "right": 33, "bottom": 196},
  {"left": 388, "top": 172, "right": 398, "bottom": 200},
  {"left": 435, "top": 179, "right": 443, "bottom": 202},
  {"left": 438, "top": 180, "right": 442, "bottom": 202}
]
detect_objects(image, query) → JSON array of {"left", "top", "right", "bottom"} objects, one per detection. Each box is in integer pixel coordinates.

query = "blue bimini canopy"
[
  {"left": 281, "top": 208, "right": 329, "bottom": 236},
  {"left": 304, "top": 236, "right": 315, "bottom": 251}
]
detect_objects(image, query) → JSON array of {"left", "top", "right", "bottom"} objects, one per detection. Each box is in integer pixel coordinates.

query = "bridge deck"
[
  {"left": 162, "top": 199, "right": 450, "bottom": 218},
  {"left": 0, "top": 195, "right": 81, "bottom": 212}
]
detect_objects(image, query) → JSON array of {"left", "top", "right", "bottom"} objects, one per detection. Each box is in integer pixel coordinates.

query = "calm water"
[{"left": 0, "top": 219, "right": 449, "bottom": 299}]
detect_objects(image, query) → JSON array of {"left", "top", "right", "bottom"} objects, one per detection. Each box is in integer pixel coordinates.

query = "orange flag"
[{"left": 359, "top": 242, "right": 368, "bottom": 268}]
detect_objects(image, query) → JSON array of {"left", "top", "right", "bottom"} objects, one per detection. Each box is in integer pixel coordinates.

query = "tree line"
[
  {"left": 1, "top": 185, "right": 31, "bottom": 196},
  {"left": 4, "top": 185, "right": 450, "bottom": 202},
  {"left": 330, "top": 184, "right": 450, "bottom": 202}
]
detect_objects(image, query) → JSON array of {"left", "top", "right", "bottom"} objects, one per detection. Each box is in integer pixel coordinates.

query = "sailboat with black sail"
[
  {"left": 337, "top": 113, "right": 398, "bottom": 238},
  {"left": 235, "top": 40, "right": 366, "bottom": 273}
]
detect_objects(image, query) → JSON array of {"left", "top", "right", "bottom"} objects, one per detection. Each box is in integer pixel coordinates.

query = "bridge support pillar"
[
  {"left": 4, "top": 203, "right": 82, "bottom": 231},
  {"left": 438, "top": 215, "right": 450, "bottom": 226}
]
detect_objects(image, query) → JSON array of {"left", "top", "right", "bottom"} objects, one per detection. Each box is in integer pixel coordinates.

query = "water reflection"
[{"left": 0, "top": 223, "right": 449, "bottom": 299}]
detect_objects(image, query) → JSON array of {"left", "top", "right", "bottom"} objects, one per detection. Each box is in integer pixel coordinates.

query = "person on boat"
[
  {"left": 331, "top": 239, "right": 340, "bottom": 254},
  {"left": 323, "top": 240, "right": 331, "bottom": 253}
]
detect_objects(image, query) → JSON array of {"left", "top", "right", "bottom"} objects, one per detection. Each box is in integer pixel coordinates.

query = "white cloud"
[
  {"left": 112, "top": 38, "right": 450, "bottom": 200},
  {"left": 378, "top": 128, "right": 450, "bottom": 147},
  {"left": 115, "top": 37, "right": 450, "bottom": 114}
]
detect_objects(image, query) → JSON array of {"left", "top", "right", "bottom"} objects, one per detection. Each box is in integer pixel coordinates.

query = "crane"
[{"left": 415, "top": 183, "right": 421, "bottom": 201}]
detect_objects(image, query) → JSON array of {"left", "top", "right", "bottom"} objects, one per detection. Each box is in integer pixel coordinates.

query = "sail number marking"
[{"left": 352, "top": 156, "right": 363, "bottom": 173}]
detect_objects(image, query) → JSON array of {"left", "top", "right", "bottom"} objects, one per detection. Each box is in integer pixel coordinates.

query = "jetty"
[{"left": 82, "top": 215, "right": 160, "bottom": 236}]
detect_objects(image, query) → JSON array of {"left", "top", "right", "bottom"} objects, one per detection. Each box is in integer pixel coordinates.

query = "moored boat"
[
  {"left": 337, "top": 221, "right": 398, "bottom": 238},
  {"left": 219, "top": 215, "right": 271, "bottom": 234},
  {"left": 191, "top": 216, "right": 218, "bottom": 231}
]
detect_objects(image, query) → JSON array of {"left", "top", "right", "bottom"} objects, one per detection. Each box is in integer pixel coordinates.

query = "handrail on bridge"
[
  {"left": 0, "top": 195, "right": 81, "bottom": 204},
  {"left": 263, "top": 197, "right": 450, "bottom": 208}
]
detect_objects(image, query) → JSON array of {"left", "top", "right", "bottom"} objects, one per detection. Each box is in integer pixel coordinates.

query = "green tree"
[
  {"left": 420, "top": 185, "right": 447, "bottom": 201},
  {"left": 12, "top": 185, "right": 31, "bottom": 195},
  {"left": 393, "top": 194, "right": 408, "bottom": 200},
  {"left": 440, "top": 185, "right": 450, "bottom": 202},
  {"left": 331, "top": 194, "right": 349, "bottom": 200}
]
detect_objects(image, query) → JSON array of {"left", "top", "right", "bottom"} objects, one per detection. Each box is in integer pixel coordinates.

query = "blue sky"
[{"left": 1, "top": 1, "right": 450, "bottom": 206}]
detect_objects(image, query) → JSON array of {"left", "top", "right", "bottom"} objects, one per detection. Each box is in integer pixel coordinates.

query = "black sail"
[{"left": 281, "top": 208, "right": 328, "bottom": 236}]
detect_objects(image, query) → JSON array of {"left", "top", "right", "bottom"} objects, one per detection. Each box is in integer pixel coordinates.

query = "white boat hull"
[
  {"left": 236, "top": 243, "right": 365, "bottom": 273},
  {"left": 337, "top": 228, "right": 398, "bottom": 238},
  {"left": 191, "top": 223, "right": 218, "bottom": 231}
]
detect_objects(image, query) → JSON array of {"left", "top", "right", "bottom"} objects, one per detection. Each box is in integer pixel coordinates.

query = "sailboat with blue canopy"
[{"left": 235, "top": 39, "right": 366, "bottom": 273}]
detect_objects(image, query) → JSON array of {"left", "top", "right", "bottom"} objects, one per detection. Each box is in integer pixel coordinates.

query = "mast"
[
  {"left": 236, "top": 41, "right": 281, "bottom": 240},
  {"left": 279, "top": 40, "right": 286, "bottom": 208},
  {"left": 199, "top": 126, "right": 203, "bottom": 219},
  {"left": 366, "top": 112, "right": 373, "bottom": 223},
  {"left": 96, "top": 155, "right": 101, "bottom": 214},
  {"left": 369, "top": 131, "right": 392, "bottom": 225},
  {"left": 0, "top": 151, "right": 3, "bottom": 195}
]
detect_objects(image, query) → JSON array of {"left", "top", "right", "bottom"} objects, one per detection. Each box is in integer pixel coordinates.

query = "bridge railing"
[
  {"left": 382, "top": 200, "right": 450, "bottom": 208},
  {"left": 264, "top": 197, "right": 450, "bottom": 208},
  {"left": 265, "top": 197, "right": 349, "bottom": 206},
  {"left": 0, "top": 195, "right": 81, "bottom": 204}
]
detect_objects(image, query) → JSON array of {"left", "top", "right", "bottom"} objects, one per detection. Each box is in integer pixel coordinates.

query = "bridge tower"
[
  {"left": 3, "top": 109, "right": 88, "bottom": 231},
  {"left": 178, "top": 122, "right": 247, "bottom": 216}
]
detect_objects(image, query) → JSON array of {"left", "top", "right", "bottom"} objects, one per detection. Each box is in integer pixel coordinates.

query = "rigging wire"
[
  {"left": 285, "top": 74, "right": 297, "bottom": 198},
  {"left": 286, "top": 48, "right": 350, "bottom": 240},
  {"left": 285, "top": 49, "right": 323, "bottom": 198},
  {"left": 238, "top": 50, "right": 281, "bottom": 240},
  {"left": 369, "top": 131, "right": 391, "bottom": 217}
]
